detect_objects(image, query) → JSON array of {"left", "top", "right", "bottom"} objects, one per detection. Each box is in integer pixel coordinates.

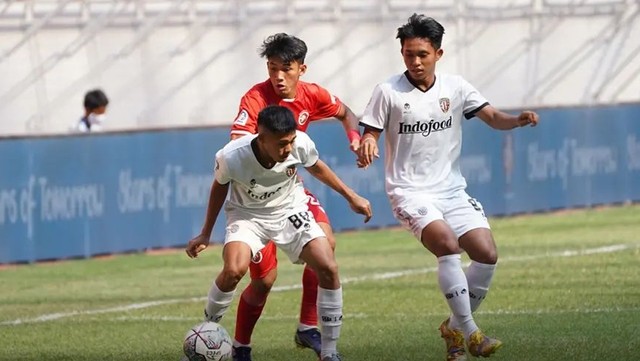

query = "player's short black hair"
[
  {"left": 259, "top": 33, "right": 307, "bottom": 64},
  {"left": 396, "top": 13, "right": 445, "bottom": 49},
  {"left": 83, "top": 89, "right": 109, "bottom": 111},
  {"left": 257, "top": 105, "right": 297, "bottom": 134}
]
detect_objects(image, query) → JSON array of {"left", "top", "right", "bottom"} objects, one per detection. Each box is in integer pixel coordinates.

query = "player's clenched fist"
[
  {"left": 517, "top": 110, "right": 539, "bottom": 127},
  {"left": 186, "top": 234, "right": 209, "bottom": 258},
  {"left": 357, "top": 136, "right": 379, "bottom": 168}
]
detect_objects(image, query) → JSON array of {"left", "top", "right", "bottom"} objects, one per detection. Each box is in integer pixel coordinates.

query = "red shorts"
[{"left": 248, "top": 189, "right": 330, "bottom": 279}]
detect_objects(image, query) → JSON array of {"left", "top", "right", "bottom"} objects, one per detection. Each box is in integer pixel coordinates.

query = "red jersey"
[{"left": 230, "top": 79, "right": 342, "bottom": 136}]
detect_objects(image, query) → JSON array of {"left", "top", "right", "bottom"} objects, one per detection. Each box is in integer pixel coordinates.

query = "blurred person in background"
[
  {"left": 358, "top": 13, "right": 539, "bottom": 361},
  {"left": 73, "top": 88, "right": 109, "bottom": 132}
]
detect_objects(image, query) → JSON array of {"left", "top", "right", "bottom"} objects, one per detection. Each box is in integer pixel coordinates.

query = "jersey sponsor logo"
[
  {"left": 247, "top": 186, "right": 283, "bottom": 200},
  {"left": 298, "top": 111, "right": 310, "bottom": 126},
  {"left": 398, "top": 116, "right": 452, "bottom": 137},
  {"left": 234, "top": 109, "right": 249, "bottom": 125},
  {"left": 439, "top": 97, "right": 450, "bottom": 113}
]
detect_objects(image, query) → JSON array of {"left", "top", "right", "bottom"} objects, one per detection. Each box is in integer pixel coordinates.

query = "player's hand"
[
  {"left": 517, "top": 110, "right": 539, "bottom": 127},
  {"left": 348, "top": 194, "right": 372, "bottom": 223},
  {"left": 185, "top": 234, "right": 210, "bottom": 258},
  {"left": 358, "top": 137, "right": 379, "bottom": 168},
  {"left": 349, "top": 138, "right": 360, "bottom": 153}
]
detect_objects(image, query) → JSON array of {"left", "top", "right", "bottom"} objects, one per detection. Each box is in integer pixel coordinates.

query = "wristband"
[{"left": 347, "top": 129, "right": 361, "bottom": 143}]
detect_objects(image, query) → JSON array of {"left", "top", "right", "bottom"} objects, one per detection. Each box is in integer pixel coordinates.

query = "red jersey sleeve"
[
  {"left": 230, "top": 90, "right": 267, "bottom": 137},
  {"left": 307, "top": 83, "right": 343, "bottom": 121}
]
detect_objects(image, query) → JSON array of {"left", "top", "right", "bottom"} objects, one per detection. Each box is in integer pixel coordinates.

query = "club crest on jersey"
[
  {"left": 249, "top": 179, "right": 256, "bottom": 188},
  {"left": 298, "top": 111, "right": 310, "bottom": 126},
  {"left": 403, "top": 103, "right": 411, "bottom": 113},
  {"left": 251, "top": 250, "right": 263, "bottom": 264},
  {"left": 234, "top": 109, "right": 249, "bottom": 125},
  {"left": 286, "top": 165, "right": 297, "bottom": 177},
  {"left": 439, "top": 98, "right": 450, "bottom": 113}
]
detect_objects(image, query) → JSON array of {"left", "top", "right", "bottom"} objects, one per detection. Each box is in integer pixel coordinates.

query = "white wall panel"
[{"left": 0, "top": 0, "right": 638, "bottom": 135}]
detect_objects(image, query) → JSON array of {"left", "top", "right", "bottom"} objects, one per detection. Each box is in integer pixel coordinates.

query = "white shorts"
[
  {"left": 224, "top": 206, "right": 326, "bottom": 264},
  {"left": 391, "top": 190, "right": 490, "bottom": 241}
]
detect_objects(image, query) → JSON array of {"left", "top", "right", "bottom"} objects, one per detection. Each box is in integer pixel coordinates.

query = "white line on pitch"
[
  {"left": 61, "top": 306, "right": 640, "bottom": 323},
  {"left": 1, "top": 243, "right": 636, "bottom": 326}
]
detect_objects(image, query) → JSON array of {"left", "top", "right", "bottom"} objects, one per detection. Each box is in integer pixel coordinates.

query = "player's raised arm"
[
  {"left": 475, "top": 105, "right": 539, "bottom": 130},
  {"left": 304, "top": 159, "right": 372, "bottom": 223}
]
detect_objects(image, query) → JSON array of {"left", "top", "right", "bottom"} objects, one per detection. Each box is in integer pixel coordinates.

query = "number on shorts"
[
  {"left": 467, "top": 198, "right": 482, "bottom": 212},
  {"left": 287, "top": 211, "right": 311, "bottom": 229}
]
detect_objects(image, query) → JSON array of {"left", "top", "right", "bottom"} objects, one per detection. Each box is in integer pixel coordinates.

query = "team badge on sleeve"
[
  {"left": 234, "top": 109, "right": 249, "bottom": 125},
  {"left": 439, "top": 98, "right": 450, "bottom": 113}
]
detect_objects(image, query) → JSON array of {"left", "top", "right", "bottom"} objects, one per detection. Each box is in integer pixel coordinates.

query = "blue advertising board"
[{"left": 1, "top": 104, "right": 639, "bottom": 263}]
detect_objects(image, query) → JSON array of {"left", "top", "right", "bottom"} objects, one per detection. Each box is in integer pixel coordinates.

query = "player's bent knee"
[
  {"left": 251, "top": 273, "right": 276, "bottom": 294},
  {"left": 422, "top": 236, "right": 460, "bottom": 256},
  {"left": 220, "top": 266, "right": 247, "bottom": 288},
  {"left": 474, "top": 248, "right": 498, "bottom": 264},
  {"left": 314, "top": 261, "right": 339, "bottom": 285}
]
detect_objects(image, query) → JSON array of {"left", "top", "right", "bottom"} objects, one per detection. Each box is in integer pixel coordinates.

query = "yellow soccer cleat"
[
  {"left": 439, "top": 318, "right": 467, "bottom": 361},
  {"left": 466, "top": 329, "right": 503, "bottom": 358}
]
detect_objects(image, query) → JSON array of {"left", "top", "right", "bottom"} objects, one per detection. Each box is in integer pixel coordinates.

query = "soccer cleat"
[
  {"left": 203, "top": 309, "right": 222, "bottom": 323},
  {"left": 294, "top": 328, "right": 322, "bottom": 356},
  {"left": 439, "top": 318, "right": 467, "bottom": 361},
  {"left": 232, "top": 346, "right": 253, "bottom": 361},
  {"left": 466, "top": 329, "right": 503, "bottom": 357},
  {"left": 321, "top": 353, "right": 343, "bottom": 361}
]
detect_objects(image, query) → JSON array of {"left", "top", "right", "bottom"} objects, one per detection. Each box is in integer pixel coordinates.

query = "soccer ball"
[{"left": 183, "top": 321, "right": 233, "bottom": 361}]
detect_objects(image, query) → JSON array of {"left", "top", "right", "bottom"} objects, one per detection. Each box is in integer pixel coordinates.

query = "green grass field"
[{"left": 1, "top": 205, "right": 639, "bottom": 361}]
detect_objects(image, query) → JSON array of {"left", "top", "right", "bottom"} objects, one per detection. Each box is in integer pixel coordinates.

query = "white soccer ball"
[{"left": 183, "top": 321, "right": 233, "bottom": 361}]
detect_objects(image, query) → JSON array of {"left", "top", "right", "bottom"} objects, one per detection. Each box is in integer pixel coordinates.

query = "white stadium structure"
[{"left": 0, "top": 0, "right": 638, "bottom": 135}]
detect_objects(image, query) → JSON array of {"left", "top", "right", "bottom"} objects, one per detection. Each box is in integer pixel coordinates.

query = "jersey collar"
[{"left": 404, "top": 71, "right": 437, "bottom": 93}]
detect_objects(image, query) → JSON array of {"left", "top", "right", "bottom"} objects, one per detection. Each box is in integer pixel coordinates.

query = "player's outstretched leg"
[
  {"left": 298, "top": 237, "right": 343, "bottom": 361},
  {"left": 295, "top": 264, "right": 321, "bottom": 356},
  {"left": 232, "top": 243, "right": 278, "bottom": 361}
]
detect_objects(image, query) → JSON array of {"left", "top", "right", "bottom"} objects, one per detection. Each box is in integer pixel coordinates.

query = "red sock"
[
  {"left": 234, "top": 284, "right": 267, "bottom": 345},
  {"left": 299, "top": 265, "right": 319, "bottom": 327}
]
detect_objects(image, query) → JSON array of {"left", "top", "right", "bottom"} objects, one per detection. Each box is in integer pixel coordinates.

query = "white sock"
[
  {"left": 438, "top": 254, "right": 478, "bottom": 339},
  {"left": 466, "top": 261, "right": 496, "bottom": 312},
  {"left": 450, "top": 261, "right": 497, "bottom": 331},
  {"left": 317, "top": 287, "right": 342, "bottom": 358},
  {"left": 297, "top": 323, "right": 317, "bottom": 332},
  {"left": 232, "top": 340, "right": 250, "bottom": 348},
  {"left": 204, "top": 281, "right": 235, "bottom": 322}
]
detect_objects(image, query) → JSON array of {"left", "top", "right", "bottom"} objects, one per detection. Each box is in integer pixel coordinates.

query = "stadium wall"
[
  {"left": 2, "top": 1, "right": 639, "bottom": 135},
  {"left": 1, "top": 104, "right": 639, "bottom": 263}
]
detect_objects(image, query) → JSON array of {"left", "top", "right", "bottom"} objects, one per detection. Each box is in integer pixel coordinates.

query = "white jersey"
[
  {"left": 214, "top": 131, "right": 319, "bottom": 220},
  {"left": 360, "top": 72, "right": 488, "bottom": 202}
]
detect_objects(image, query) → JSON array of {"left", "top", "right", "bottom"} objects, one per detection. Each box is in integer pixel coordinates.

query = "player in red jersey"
[{"left": 223, "top": 33, "right": 360, "bottom": 361}]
